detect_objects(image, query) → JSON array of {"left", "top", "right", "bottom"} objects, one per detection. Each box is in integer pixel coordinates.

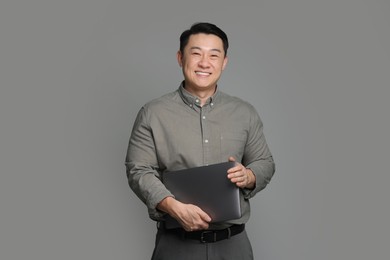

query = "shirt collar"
[{"left": 178, "top": 81, "right": 219, "bottom": 108}]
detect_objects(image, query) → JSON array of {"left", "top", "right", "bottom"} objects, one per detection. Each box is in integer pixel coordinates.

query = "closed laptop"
[{"left": 162, "top": 161, "right": 241, "bottom": 229}]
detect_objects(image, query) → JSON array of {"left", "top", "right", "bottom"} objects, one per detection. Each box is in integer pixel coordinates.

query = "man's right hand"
[{"left": 157, "top": 196, "right": 211, "bottom": 231}]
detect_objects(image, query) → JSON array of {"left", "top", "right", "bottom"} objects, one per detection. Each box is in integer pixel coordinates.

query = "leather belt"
[{"left": 165, "top": 224, "right": 245, "bottom": 243}]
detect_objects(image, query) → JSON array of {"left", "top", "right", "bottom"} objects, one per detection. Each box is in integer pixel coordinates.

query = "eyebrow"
[{"left": 190, "top": 46, "right": 222, "bottom": 53}]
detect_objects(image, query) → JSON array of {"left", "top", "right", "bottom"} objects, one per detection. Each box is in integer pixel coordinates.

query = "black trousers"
[{"left": 151, "top": 227, "right": 254, "bottom": 260}]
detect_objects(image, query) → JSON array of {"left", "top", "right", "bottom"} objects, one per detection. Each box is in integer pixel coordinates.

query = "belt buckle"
[{"left": 200, "top": 230, "right": 217, "bottom": 243}]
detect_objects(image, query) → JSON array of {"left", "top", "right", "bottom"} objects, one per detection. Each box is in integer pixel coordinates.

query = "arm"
[
  {"left": 238, "top": 106, "right": 275, "bottom": 198},
  {"left": 125, "top": 107, "right": 172, "bottom": 220},
  {"left": 126, "top": 107, "right": 211, "bottom": 229}
]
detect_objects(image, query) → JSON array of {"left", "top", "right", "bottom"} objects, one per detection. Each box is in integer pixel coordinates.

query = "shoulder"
[
  {"left": 218, "top": 91, "right": 258, "bottom": 114},
  {"left": 217, "top": 91, "right": 264, "bottom": 128},
  {"left": 142, "top": 89, "right": 179, "bottom": 110},
  {"left": 137, "top": 89, "right": 181, "bottom": 122}
]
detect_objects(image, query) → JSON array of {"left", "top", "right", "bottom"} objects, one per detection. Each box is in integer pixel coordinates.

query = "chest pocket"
[{"left": 220, "top": 131, "right": 247, "bottom": 161}]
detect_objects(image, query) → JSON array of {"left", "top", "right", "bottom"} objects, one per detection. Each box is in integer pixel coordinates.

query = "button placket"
[{"left": 200, "top": 107, "right": 210, "bottom": 165}]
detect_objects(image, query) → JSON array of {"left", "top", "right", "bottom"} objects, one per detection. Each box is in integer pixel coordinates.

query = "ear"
[
  {"left": 222, "top": 55, "right": 228, "bottom": 71},
  {"left": 177, "top": 50, "right": 183, "bottom": 67}
]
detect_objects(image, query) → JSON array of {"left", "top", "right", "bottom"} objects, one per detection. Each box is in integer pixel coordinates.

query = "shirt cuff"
[
  {"left": 241, "top": 164, "right": 271, "bottom": 199},
  {"left": 147, "top": 189, "right": 174, "bottom": 221}
]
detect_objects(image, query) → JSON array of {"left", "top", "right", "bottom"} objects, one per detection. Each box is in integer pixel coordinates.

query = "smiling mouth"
[{"left": 195, "top": 71, "right": 212, "bottom": 76}]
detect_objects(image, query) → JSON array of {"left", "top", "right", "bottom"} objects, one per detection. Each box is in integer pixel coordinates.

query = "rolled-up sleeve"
[{"left": 125, "top": 107, "right": 172, "bottom": 220}]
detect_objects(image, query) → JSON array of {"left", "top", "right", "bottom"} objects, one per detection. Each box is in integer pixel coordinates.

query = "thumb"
[{"left": 228, "top": 156, "right": 236, "bottom": 162}]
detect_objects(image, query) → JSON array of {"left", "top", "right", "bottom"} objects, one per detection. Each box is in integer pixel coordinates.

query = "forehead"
[{"left": 186, "top": 33, "right": 224, "bottom": 52}]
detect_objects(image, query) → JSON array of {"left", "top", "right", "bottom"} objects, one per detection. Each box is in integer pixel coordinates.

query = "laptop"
[{"left": 162, "top": 161, "right": 242, "bottom": 229}]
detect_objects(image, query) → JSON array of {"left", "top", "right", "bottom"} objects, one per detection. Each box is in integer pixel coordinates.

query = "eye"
[{"left": 210, "top": 54, "right": 220, "bottom": 60}]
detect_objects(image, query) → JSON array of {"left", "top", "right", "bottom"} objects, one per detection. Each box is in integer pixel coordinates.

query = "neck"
[{"left": 183, "top": 83, "right": 217, "bottom": 106}]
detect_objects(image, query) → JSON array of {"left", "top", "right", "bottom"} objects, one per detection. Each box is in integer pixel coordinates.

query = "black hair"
[{"left": 179, "top": 22, "right": 229, "bottom": 56}]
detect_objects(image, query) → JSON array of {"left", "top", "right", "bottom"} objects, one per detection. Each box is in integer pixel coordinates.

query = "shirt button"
[
  {"left": 204, "top": 139, "right": 209, "bottom": 143},
  {"left": 202, "top": 116, "right": 206, "bottom": 120},
  {"left": 195, "top": 99, "right": 200, "bottom": 103},
  {"left": 210, "top": 103, "right": 214, "bottom": 106}
]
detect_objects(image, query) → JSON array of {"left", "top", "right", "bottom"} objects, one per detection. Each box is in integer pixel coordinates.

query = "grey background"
[{"left": 1, "top": 0, "right": 389, "bottom": 259}]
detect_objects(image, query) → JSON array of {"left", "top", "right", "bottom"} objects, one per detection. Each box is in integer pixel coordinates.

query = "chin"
[
  {"left": 195, "top": 80, "right": 215, "bottom": 88},
  {"left": 196, "top": 84, "right": 214, "bottom": 90}
]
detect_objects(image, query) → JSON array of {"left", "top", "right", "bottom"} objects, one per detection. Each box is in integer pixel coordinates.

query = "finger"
[
  {"left": 228, "top": 166, "right": 246, "bottom": 179},
  {"left": 228, "top": 171, "right": 240, "bottom": 181},
  {"left": 229, "top": 176, "right": 240, "bottom": 185},
  {"left": 183, "top": 212, "right": 210, "bottom": 231},
  {"left": 227, "top": 157, "right": 239, "bottom": 169},
  {"left": 198, "top": 210, "right": 212, "bottom": 223},
  {"left": 183, "top": 225, "right": 193, "bottom": 232},
  {"left": 235, "top": 181, "right": 246, "bottom": 188},
  {"left": 191, "top": 205, "right": 211, "bottom": 222},
  {"left": 227, "top": 163, "right": 245, "bottom": 174},
  {"left": 236, "top": 174, "right": 248, "bottom": 185},
  {"left": 231, "top": 175, "right": 245, "bottom": 183},
  {"left": 233, "top": 170, "right": 250, "bottom": 184},
  {"left": 227, "top": 166, "right": 238, "bottom": 174}
]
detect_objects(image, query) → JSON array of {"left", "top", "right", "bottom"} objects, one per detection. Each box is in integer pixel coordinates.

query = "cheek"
[
  {"left": 212, "top": 61, "right": 225, "bottom": 70},
  {"left": 184, "top": 61, "right": 197, "bottom": 70}
]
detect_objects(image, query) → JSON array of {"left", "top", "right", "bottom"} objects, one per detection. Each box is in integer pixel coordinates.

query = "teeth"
[{"left": 196, "top": 72, "right": 210, "bottom": 76}]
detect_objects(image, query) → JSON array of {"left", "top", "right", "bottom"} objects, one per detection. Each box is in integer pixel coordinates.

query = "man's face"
[{"left": 177, "top": 33, "right": 228, "bottom": 93}]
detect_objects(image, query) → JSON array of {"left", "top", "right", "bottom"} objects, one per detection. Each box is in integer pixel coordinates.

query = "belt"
[{"left": 164, "top": 224, "right": 245, "bottom": 243}]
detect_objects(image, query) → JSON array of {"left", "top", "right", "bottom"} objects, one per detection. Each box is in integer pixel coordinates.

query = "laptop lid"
[{"left": 162, "top": 161, "right": 241, "bottom": 229}]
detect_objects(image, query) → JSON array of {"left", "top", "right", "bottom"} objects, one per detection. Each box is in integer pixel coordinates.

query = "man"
[{"left": 125, "top": 22, "right": 275, "bottom": 260}]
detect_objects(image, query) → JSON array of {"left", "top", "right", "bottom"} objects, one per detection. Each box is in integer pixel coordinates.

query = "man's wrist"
[{"left": 156, "top": 196, "right": 176, "bottom": 214}]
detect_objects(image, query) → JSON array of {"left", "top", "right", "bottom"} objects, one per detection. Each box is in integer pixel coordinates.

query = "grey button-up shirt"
[{"left": 125, "top": 83, "right": 275, "bottom": 229}]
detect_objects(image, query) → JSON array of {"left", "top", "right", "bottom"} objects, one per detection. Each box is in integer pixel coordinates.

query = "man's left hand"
[{"left": 227, "top": 157, "right": 256, "bottom": 189}]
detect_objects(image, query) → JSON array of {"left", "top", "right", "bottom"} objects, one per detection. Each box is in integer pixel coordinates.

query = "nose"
[{"left": 198, "top": 55, "right": 210, "bottom": 68}]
